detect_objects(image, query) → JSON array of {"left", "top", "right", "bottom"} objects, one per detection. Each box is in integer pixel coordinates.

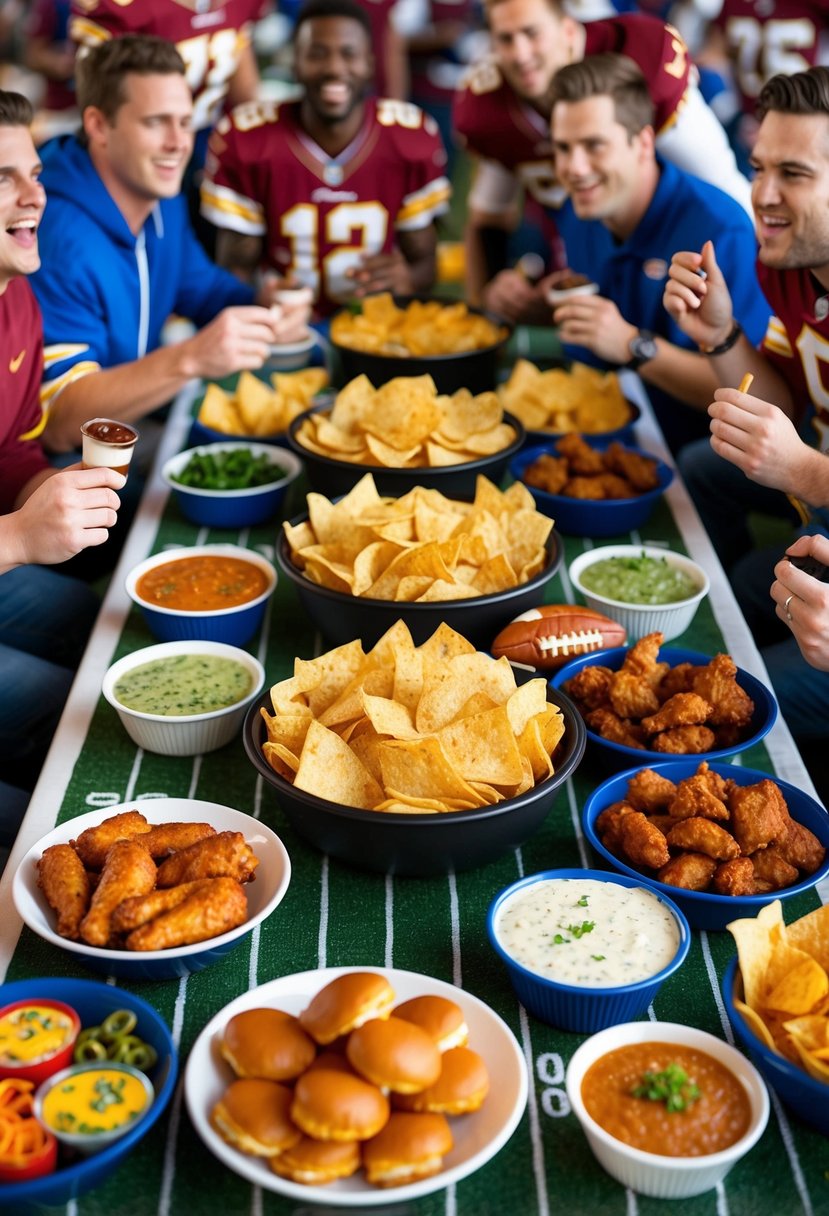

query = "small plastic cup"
[{"left": 80, "top": 419, "right": 139, "bottom": 477}]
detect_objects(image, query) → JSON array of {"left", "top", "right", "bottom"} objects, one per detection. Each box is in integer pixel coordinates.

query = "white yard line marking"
[{"left": 385, "top": 874, "right": 394, "bottom": 968}]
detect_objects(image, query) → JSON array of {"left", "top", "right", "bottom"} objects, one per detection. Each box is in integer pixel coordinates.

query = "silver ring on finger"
[{"left": 784, "top": 592, "right": 794, "bottom": 623}]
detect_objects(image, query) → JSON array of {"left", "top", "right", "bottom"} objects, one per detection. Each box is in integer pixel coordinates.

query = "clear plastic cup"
[{"left": 80, "top": 418, "right": 139, "bottom": 476}]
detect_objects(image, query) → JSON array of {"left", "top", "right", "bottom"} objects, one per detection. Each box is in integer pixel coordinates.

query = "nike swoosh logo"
[{"left": 9, "top": 350, "right": 25, "bottom": 373}]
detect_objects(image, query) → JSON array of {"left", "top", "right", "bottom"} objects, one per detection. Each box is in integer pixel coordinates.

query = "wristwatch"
[{"left": 626, "top": 329, "right": 658, "bottom": 371}]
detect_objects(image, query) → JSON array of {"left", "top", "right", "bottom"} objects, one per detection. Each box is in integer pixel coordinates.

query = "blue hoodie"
[{"left": 31, "top": 136, "right": 254, "bottom": 401}]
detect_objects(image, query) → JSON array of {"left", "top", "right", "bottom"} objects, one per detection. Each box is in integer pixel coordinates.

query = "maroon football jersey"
[
  {"left": 354, "top": 0, "right": 400, "bottom": 97},
  {"left": 715, "top": 0, "right": 829, "bottom": 115},
  {"left": 453, "top": 14, "right": 691, "bottom": 211},
  {"left": 758, "top": 262, "right": 829, "bottom": 445},
  {"left": 202, "top": 97, "right": 451, "bottom": 315},
  {"left": 69, "top": 0, "right": 265, "bottom": 131},
  {"left": 0, "top": 278, "right": 49, "bottom": 513},
  {"left": 26, "top": 0, "right": 76, "bottom": 112}
]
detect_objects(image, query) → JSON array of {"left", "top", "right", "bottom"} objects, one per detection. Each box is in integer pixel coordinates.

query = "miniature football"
[{"left": 491, "top": 605, "right": 627, "bottom": 670}]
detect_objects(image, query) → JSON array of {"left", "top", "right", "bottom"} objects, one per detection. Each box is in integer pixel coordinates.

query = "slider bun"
[
  {"left": 291, "top": 1068, "right": 390, "bottom": 1141},
  {"left": 304, "top": 1049, "right": 357, "bottom": 1075},
  {"left": 347, "top": 1016, "right": 441, "bottom": 1094},
  {"left": 220, "top": 1008, "right": 316, "bottom": 1081},
  {"left": 299, "top": 972, "right": 395, "bottom": 1045},
  {"left": 269, "top": 1135, "right": 360, "bottom": 1185},
  {"left": 393, "top": 1046, "right": 490, "bottom": 1114},
  {"left": 362, "top": 1112, "right": 453, "bottom": 1187},
  {"left": 211, "top": 1079, "right": 301, "bottom": 1157},
  {"left": 393, "top": 995, "right": 469, "bottom": 1052}
]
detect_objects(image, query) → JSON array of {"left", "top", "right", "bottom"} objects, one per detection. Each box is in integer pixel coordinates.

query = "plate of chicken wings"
[{"left": 12, "top": 798, "right": 291, "bottom": 980}]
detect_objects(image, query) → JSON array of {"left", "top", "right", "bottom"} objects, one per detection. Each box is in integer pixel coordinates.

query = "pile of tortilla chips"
[
  {"left": 330, "top": 293, "right": 508, "bottom": 355},
  {"left": 498, "top": 360, "right": 631, "bottom": 434},
  {"left": 728, "top": 899, "right": 829, "bottom": 1083},
  {"left": 282, "top": 473, "right": 553, "bottom": 601},
  {"left": 260, "top": 621, "right": 565, "bottom": 812},
  {"left": 197, "top": 368, "right": 329, "bottom": 437},
  {"left": 294, "top": 373, "right": 516, "bottom": 468}
]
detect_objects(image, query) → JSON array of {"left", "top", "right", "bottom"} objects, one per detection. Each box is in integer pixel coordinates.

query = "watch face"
[{"left": 630, "top": 331, "right": 658, "bottom": 362}]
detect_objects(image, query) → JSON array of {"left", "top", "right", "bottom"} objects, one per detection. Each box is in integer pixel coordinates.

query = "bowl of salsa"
[
  {"left": 565, "top": 1021, "right": 769, "bottom": 1197},
  {"left": 569, "top": 545, "right": 709, "bottom": 642},
  {"left": 126, "top": 544, "right": 276, "bottom": 645}
]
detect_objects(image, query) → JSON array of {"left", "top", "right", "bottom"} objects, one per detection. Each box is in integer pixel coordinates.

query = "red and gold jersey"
[
  {"left": 0, "top": 278, "right": 49, "bottom": 513},
  {"left": 69, "top": 0, "right": 265, "bottom": 131},
  {"left": 714, "top": 0, "right": 828, "bottom": 114},
  {"left": 355, "top": 0, "right": 401, "bottom": 98},
  {"left": 201, "top": 97, "right": 451, "bottom": 315},
  {"left": 453, "top": 14, "right": 691, "bottom": 211},
  {"left": 758, "top": 262, "right": 829, "bottom": 444}
]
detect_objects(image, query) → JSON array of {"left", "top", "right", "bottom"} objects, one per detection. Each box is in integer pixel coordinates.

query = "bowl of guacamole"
[{"left": 569, "top": 545, "right": 709, "bottom": 642}]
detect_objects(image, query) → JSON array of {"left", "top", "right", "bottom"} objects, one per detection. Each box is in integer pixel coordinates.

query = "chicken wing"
[
  {"left": 585, "top": 707, "right": 645, "bottom": 749},
  {"left": 72, "top": 810, "right": 151, "bottom": 869},
  {"left": 776, "top": 817, "right": 827, "bottom": 874},
  {"left": 625, "top": 768, "right": 677, "bottom": 813},
  {"left": 608, "top": 671, "right": 660, "bottom": 719},
  {"left": 126, "top": 878, "right": 248, "bottom": 951},
  {"left": 618, "top": 811, "right": 671, "bottom": 870},
  {"left": 79, "top": 840, "right": 156, "bottom": 947},
  {"left": 603, "top": 442, "right": 660, "bottom": 491},
  {"left": 691, "top": 654, "right": 754, "bottom": 729},
  {"left": 641, "top": 693, "right": 712, "bottom": 735},
  {"left": 140, "top": 822, "right": 217, "bottom": 859},
  {"left": 712, "top": 857, "right": 756, "bottom": 896},
  {"left": 665, "top": 817, "right": 740, "bottom": 860},
  {"left": 728, "top": 780, "right": 790, "bottom": 855},
  {"left": 651, "top": 726, "right": 717, "bottom": 754},
  {"left": 750, "top": 846, "right": 799, "bottom": 890},
  {"left": 37, "top": 844, "right": 91, "bottom": 940},
  {"left": 563, "top": 665, "right": 614, "bottom": 711},
  {"left": 556, "top": 432, "right": 605, "bottom": 475},
  {"left": 155, "top": 830, "right": 259, "bottom": 887},
  {"left": 668, "top": 772, "right": 730, "bottom": 821},
  {"left": 657, "top": 852, "right": 717, "bottom": 891},
  {"left": 110, "top": 879, "right": 213, "bottom": 933}
]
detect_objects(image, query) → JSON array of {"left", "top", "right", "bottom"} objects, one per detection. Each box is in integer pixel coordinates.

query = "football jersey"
[
  {"left": 0, "top": 278, "right": 49, "bottom": 514},
  {"left": 69, "top": 0, "right": 265, "bottom": 132},
  {"left": 714, "top": 0, "right": 829, "bottom": 114},
  {"left": 26, "top": 0, "right": 75, "bottom": 112},
  {"left": 201, "top": 97, "right": 451, "bottom": 315},
  {"left": 758, "top": 262, "right": 829, "bottom": 447},
  {"left": 453, "top": 14, "right": 691, "bottom": 212}
]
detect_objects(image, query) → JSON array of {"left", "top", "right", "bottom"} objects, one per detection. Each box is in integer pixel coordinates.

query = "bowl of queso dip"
[
  {"left": 0, "top": 998, "right": 80, "bottom": 1085},
  {"left": 35, "top": 1061, "right": 155, "bottom": 1155},
  {"left": 103, "top": 640, "right": 265, "bottom": 756},
  {"left": 569, "top": 545, "right": 709, "bottom": 642},
  {"left": 487, "top": 870, "right": 690, "bottom": 1033},
  {"left": 565, "top": 1021, "right": 769, "bottom": 1198},
  {"left": 126, "top": 544, "right": 276, "bottom": 645}
]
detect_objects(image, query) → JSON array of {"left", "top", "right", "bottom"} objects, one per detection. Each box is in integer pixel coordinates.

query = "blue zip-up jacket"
[{"left": 31, "top": 135, "right": 254, "bottom": 403}]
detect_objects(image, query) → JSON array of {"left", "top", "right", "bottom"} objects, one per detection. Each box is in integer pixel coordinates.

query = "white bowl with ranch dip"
[{"left": 486, "top": 869, "right": 691, "bottom": 1032}]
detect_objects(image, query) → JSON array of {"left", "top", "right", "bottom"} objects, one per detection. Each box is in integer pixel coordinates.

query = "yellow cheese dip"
[
  {"left": 0, "top": 1005, "right": 73, "bottom": 1066},
  {"left": 494, "top": 878, "right": 679, "bottom": 987},
  {"left": 41, "top": 1067, "right": 149, "bottom": 1136}
]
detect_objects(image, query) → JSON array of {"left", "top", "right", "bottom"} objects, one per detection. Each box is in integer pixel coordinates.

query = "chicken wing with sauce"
[
  {"left": 155, "top": 830, "right": 259, "bottom": 887},
  {"left": 125, "top": 877, "right": 248, "bottom": 950},
  {"left": 73, "top": 810, "right": 151, "bottom": 869},
  {"left": 37, "top": 844, "right": 91, "bottom": 940},
  {"left": 79, "top": 840, "right": 156, "bottom": 947}
]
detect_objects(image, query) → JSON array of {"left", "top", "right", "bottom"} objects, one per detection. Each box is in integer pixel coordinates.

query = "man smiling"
[{"left": 201, "top": 0, "right": 451, "bottom": 317}]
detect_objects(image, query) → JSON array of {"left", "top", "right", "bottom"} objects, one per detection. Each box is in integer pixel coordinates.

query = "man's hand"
[
  {"left": 772, "top": 534, "right": 829, "bottom": 670},
  {"left": 709, "top": 388, "right": 809, "bottom": 493},
  {"left": 663, "top": 240, "right": 735, "bottom": 349},
  {"left": 553, "top": 294, "right": 637, "bottom": 364},
  {"left": 6, "top": 466, "right": 123, "bottom": 570},
  {"left": 482, "top": 269, "right": 547, "bottom": 325},
  {"left": 178, "top": 306, "right": 286, "bottom": 379},
  {"left": 346, "top": 250, "right": 413, "bottom": 297}
]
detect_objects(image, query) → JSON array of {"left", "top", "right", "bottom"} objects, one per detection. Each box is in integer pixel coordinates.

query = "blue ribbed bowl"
[
  {"left": 487, "top": 868, "right": 691, "bottom": 1032},
  {"left": 162, "top": 443, "right": 302, "bottom": 528}
]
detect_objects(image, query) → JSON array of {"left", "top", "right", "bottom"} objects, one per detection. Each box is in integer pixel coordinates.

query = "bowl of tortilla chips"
[
  {"left": 287, "top": 373, "right": 525, "bottom": 497},
  {"left": 189, "top": 368, "right": 330, "bottom": 448},
  {"left": 275, "top": 473, "right": 562, "bottom": 648},
  {"left": 498, "top": 360, "right": 640, "bottom": 444},
  {"left": 723, "top": 901, "right": 829, "bottom": 1135},
  {"left": 243, "top": 621, "right": 585, "bottom": 875},
  {"left": 330, "top": 294, "right": 511, "bottom": 394}
]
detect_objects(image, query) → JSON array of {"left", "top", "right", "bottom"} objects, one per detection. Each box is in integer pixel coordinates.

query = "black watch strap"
[{"left": 626, "top": 329, "right": 658, "bottom": 371}]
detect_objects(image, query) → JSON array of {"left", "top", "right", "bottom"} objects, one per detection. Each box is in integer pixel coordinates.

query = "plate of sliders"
[
  {"left": 12, "top": 798, "right": 291, "bottom": 980},
  {"left": 184, "top": 966, "right": 528, "bottom": 1205}
]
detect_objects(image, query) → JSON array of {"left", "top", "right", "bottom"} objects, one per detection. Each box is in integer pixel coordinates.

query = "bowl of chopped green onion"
[{"left": 162, "top": 442, "right": 302, "bottom": 527}]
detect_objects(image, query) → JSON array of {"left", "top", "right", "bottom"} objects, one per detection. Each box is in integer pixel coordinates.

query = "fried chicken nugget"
[
  {"left": 693, "top": 761, "right": 729, "bottom": 801},
  {"left": 641, "top": 693, "right": 712, "bottom": 735},
  {"left": 651, "top": 726, "right": 716, "bottom": 754},
  {"left": 155, "top": 830, "right": 259, "bottom": 887},
  {"left": 37, "top": 844, "right": 91, "bottom": 940},
  {"left": 750, "top": 846, "right": 799, "bottom": 890},
  {"left": 625, "top": 768, "right": 677, "bottom": 813},
  {"left": 595, "top": 801, "right": 637, "bottom": 853},
  {"left": 691, "top": 654, "right": 754, "bottom": 728},
  {"left": 665, "top": 817, "right": 740, "bottom": 860},
  {"left": 667, "top": 772, "right": 730, "bottom": 821},
  {"left": 126, "top": 877, "right": 248, "bottom": 951},
  {"left": 110, "top": 879, "right": 214, "bottom": 933},
  {"left": 522, "top": 454, "right": 569, "bottom": 495},
  {"left": 585, "top": 707, "right": 645, "bottom": 749},
  {"left": 776, "top": 817, "right": 827, "bottom": 874},
  {"left": 656, "top": 663, "right": 699, "bottom": 702},
  {"left": 608, "top": 671, "right": 660, "bottom": 719},
  {"left": 140, "top": 822, "right": 217, "bottom": 859},
  {"left": 728, "top": 780, "right": 790, "bottom": 856},
  {"left": 563, "top": 476, "right": 605, "bottom": 500},
  {"left": 563, "top": 665, "right": 613, "bottom": 710},
  {"left": 556, "top": 432, "right": 605, "bottom": 475},
  {"left": 73, "top": 810, "right": 151, "bottom": 869},
  {"left": 79, "top": 840, "right": 156, "bottom": 947},
  {"left": 603, "top": 442, "right": 659, "bottom": 491},
  {"left": 618, "top": 811, "right": 670, "bottom": 869},
  {"left": 712, "top": 857, "right": 756, "bottom": 896},
  {"left": 621, "top": 633, "right": 668, "bottom": 689},
  {"left": 657, "top": 852, "right": 717, "bottom": 891},
  {"left": 594, "top": 473, "right": 637, "bottom": 499}
]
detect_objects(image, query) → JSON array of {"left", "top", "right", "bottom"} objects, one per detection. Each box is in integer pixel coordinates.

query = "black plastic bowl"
[
  {"left": 287, "top": 405, "right": 525, "bottom": 497},
  {"left": 276, "top": 523, "right": 562, "bottom": 649},
  {"left": 243, "top": 678, "right": 585, "bottom": 876},
  {"left": 330, "top": 297, "right": 512, "bottom": 394}
]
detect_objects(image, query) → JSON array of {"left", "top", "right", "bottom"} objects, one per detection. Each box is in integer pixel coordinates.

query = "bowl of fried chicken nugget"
[
  {"left": 12, "top": 799, "right": 291, "bottom": 980},
  {"left": 583, "top": 760, "right": 829, "bottom": 930},
  {"left": 552, "top": 634, "right": 777, "bottom": 771}
]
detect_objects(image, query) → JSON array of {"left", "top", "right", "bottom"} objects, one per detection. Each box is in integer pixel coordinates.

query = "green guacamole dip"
[
  {"left": 580, "top": 553, "right": 699, "bottom": 605},
  {"left": 114, "top": 654, "right": 253, "bottom": 716}
]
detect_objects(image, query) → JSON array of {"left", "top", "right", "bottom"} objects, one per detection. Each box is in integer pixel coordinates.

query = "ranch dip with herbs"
[{"left": 494, "top": 878, "right": 679, "bottom": 987}]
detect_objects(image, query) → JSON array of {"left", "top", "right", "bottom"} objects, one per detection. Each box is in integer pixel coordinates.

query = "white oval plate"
[
  {"left": 12, "top": 798, "right": 291, "bottom": 964},
  {"left": 184, "top": 966, "right": 528, "bottom": 1206}
]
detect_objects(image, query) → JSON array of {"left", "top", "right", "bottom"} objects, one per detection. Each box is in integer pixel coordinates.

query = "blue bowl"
[
  {"left": 162, "top": 442, "right": 302, "bottom": 528},
  {"left": 0, "top": 977, "right": 176, "bottom": 1211},
  {"left": 125, "top": 544, "right": 276, "bottom": 645},
  {"left": 722, "top": 956, "right": 829, "bottom": 1137},
  {"left": 510, "top": 439, "right": 673, "bottom": 536},
  {"left": 487, "top": 868, "right": 691, "bottom": 1032},
  {"left": 552, "top": 645, "right": 778, "bottom": 772},
  {"left": 188, "top": 416, "right": 292, "bottom": 450},
  {"left": 523, "top": 400, "right": 641, "bottom": 449},
  {"left": 583, "top": 760, "right": 829, "bottom": 931}
]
